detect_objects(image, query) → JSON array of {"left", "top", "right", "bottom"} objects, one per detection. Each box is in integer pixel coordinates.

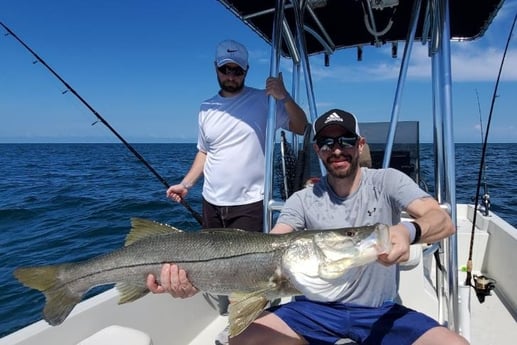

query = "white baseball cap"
[{"left": 215, "top": 40, "right": 248, "bottom": 70}]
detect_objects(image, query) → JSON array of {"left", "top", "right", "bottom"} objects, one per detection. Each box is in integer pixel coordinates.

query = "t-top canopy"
[{"left": 218, "top": 0, "right": 505, "bottom": 58}]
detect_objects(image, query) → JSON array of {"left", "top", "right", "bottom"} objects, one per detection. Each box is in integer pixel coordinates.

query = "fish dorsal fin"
[{"left": 125, "top": 218, "right": 183, "bottom": 246}]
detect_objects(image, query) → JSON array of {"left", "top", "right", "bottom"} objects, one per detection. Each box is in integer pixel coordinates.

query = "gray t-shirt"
[{"left": 277, "top": 167, "right": 430, "bottom": 307}]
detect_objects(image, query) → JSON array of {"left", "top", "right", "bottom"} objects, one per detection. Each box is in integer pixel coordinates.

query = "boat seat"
[{"left": 77, "top": 325, "right": 153, "bottom": 345}]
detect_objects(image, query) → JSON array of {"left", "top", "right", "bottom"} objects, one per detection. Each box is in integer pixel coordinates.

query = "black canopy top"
[{"left": 218, "top": 0, "right": 505, "bottom": 58}]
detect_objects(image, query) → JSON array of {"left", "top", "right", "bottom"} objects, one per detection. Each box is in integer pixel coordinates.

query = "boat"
[{"left": 1, "top": 0, "right": 516, "bottom": 344}]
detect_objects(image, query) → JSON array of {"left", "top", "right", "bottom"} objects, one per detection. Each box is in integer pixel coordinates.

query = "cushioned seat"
[{"left": 77, "top": 325, "right": 152, "bottom": 345}]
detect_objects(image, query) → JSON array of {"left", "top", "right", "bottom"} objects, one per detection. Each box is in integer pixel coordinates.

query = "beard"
[
  {"left": 218, "top": 77, "right": 245, "bottom": 93},
  {"left": 323, "top": 151, "right": 360, "bottom": 179}
]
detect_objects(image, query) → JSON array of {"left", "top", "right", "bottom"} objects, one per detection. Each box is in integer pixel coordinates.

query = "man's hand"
[
  {"left": 146, "top": 263, "right": 199, "bottom": 298},
  {"left": 377, "top": 224, "right": 411, "bottom": 266},
  {"left": 265, "top": 72, "right": 290, "bottom": 101},
  {"left": 166, "top": 184, "right": 188, "bottom": 203}
]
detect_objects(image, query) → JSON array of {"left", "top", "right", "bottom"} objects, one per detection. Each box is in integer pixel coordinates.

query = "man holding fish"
[{"left": 148, "top": 109, "right": 468, "bottom": 345}]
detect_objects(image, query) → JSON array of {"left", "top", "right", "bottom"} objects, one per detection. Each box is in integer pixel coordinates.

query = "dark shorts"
[
  {"left": 270, "top": 297, "right": 440, "bottom": 345},
  {"left": 202, "top": 198, "right": 263, "bottom": 232}
]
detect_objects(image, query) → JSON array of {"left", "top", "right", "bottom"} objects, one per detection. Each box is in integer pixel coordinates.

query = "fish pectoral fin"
[
  {"left": 228, "top": 292, "right": 269, "bottom": 338},
  {"left": 116, "top": 282, "right": 149, "bottom": 304}
]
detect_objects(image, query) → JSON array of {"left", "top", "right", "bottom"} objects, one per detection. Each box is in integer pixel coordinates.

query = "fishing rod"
[
  {"left": 474, "top": 88, "right": 490, "bottom": 218},
  {"left": 464, "top": 12, "right": 517, "bottom": 300},
  {"left": 475, "top": 89, "right": 485, "bottom": 143},
  {"left": 0, "top": 21, "right": 203, "bottom": 226}
]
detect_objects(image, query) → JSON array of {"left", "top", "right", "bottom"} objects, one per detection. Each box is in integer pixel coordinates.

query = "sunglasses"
[
  {"left": 316, "top": 136, "right": 357, "bottom": 151},
  {"left": 217, "top": 65, "right": 246, "bottom": 76}
]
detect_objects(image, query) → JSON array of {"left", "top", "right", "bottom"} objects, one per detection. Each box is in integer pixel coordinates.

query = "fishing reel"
[
  {"left": 472, "top": 274, "right": 496, "bottom": 303},
  {"left": 481, "top": 193, "right": 491, "bottom": 216}
]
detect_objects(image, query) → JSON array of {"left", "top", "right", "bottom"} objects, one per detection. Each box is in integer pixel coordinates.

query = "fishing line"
[
  {"left": 0, "top": 21, "right": 203, "bottom": 226},
  {"left": 464, "top": 12, "right": 516, "bottom": 294}
]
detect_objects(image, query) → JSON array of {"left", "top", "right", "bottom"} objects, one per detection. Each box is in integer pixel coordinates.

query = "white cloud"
[{"left": 300, "top": 3, "right": 517, "bottom": 84}]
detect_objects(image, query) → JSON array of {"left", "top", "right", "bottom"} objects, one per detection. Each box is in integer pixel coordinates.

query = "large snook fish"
[{"left": 14, "top": 218, "right": 390, "bottom": 337}]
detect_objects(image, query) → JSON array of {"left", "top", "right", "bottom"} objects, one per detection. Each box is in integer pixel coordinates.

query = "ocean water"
[{"left": 1, "top": 142, "right": 516, "bottom": 338}]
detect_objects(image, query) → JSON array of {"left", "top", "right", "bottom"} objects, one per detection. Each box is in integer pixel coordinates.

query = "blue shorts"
[{"left": 269, "top": 297, "right": 440, "bottom": 345}]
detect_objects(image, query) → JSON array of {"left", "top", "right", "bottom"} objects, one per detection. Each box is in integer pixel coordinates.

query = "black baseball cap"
[{"left": 313, "top": 109, "right": 360, "bottom": 140}]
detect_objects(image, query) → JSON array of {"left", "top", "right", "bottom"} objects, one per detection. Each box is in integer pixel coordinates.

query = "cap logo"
[
  {"left": 324, "top": 112, "right": 343, "bottom": 124},
  {"left": 227, "top": 49, "right": 238, "bottom": 53}
]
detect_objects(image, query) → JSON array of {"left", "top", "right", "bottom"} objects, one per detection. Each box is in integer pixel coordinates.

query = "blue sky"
[{"left": 1, "top": 0, "right": 516, "bottom": 143}]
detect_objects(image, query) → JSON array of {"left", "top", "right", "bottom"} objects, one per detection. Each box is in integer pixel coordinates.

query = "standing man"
[
  {"left": 150, "top": 109, "right": 468, "bottom": 345},
  {"left": 165, "top": 39, "right": 307, "bottom": 232},
  {"left": 157, "top": 39, "right": 307, "bottom": 325}
]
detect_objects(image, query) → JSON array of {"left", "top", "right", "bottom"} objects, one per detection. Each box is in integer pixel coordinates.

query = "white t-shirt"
[{"left": 197, "top": 86, "right": 290, "bottom": 206}]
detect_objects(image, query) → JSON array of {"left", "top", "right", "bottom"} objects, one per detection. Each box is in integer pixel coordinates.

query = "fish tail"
[{"left": 14, "top": 264, "right": 82, "bottom": 326}]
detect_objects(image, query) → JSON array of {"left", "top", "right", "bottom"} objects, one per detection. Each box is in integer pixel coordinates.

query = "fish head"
[
  {"left": 280, "top": 226, "right": 368, "bottom": 302},
  {"left": 313, "top": 231, "right": 357, "bottom": 260},
  {"left": 313, "top": 223, "right": 390, "bottom": 279},
  {"left": 281, "top": 224, "right": 391, "bottom": 302}
]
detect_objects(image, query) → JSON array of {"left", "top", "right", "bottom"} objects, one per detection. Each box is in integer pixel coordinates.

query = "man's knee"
[{"left": 414, "top": 326, "right": 470, "bottom": 345}]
